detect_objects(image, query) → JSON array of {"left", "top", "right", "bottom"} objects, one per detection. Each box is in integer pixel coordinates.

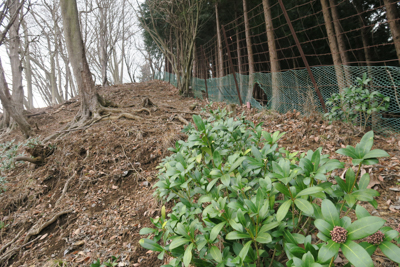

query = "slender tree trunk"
[
  {"left": 383, "top": 0, "right": 400, "bottom": 64},
  {"left": 119, "top": 0, "right": 126, "bottom": 83},
  {"left": 353, "top": 0, "right": 372, "bottom": 66},
  {"left": 235, "top": 10, "right": 243, "bottom": 91},
  {"left": 215, "top": 3, "right": 224, "bottom": 101},
  {"left": 100, "top": 6, "right": 108, "bottom": 86},
  {"left": 0, "top": 58, "right": 31, "bottom": 137},
  {"left": 320, "top": 0, "right": 344, "bottom": 91},
  {"left": 263, "top": 0, "right": 280, "bottom": 110},
  {"left": 329, "top": 0, "right": 352, "bottom": 87},
  {"left": 22, "top": 19, "right": 33, "bottom": 109},
  {"left": 60, "top": 0, "right": 103, "bottom": 123},
  {"left": 243, "top": 0, "right": 255, "bottom": 103},
  {"left": 10, "top": 0, "right": 24, "bottom": 114}
]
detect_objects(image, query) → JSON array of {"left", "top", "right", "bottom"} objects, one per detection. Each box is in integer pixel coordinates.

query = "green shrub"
[
  {"left": 140, "top": 108, "right": 398, "bottom": 267},
  {"left": 324, "top": 73, "right": 390, "bottom": 131}
]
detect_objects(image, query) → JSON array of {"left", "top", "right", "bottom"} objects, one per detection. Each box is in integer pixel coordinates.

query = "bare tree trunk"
[
  {"left": 243, "top": 0, "right": 255, "bottom": 103},
  {"left": 10, "top": 0, "right": 24, "bottom": 114},
  {"left": 22, "top": 19, "right": 33, "bottom": 109},
  {"left": 352, "top": 0, "right": 372, "bottom": 66},
  {"left": 60, "top": 0, "right": 103, "bottom": 124},
  {"left": 99, "top": 5, "right": 108, "bottom": 86},
  {"left": 0, "top": 58, "right": 31, "bottom": 138},
  {"left": 263, "top": 0, "right": 280, "bottom": 110},
  {"left": 235, "top": 10, "right": 243, "bottom": 90},
  {"left": 65, "top": 60, "right": 69, "bottom": 100},
  {"left": 119, "top": 0, "right": 126, "bottom": 83},
  {"left": 48, "top": 36, "right": 62, "bottom": 104},
  {"left": 329, "top": 0, "right": 352, "bottom": 87},
  {"left": 320, "top": 0, "right": 344, "bottom": 91},
  {"left": 383, "top": 0, "right": 400, "bottom": 64},
  {"left": 215, "top": 3, "right": 224, "bottom": 101}
]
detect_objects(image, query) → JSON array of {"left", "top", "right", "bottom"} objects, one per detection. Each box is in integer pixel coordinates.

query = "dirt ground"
[{"left": 0, "top": 80, "right": 399, "bottom": 267}]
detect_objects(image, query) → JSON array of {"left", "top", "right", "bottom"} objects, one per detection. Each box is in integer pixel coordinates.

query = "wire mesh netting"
[
  {"left": 161, "top": 65, "right": 400, "bottom": 132},
  {"left": 159, "top": 0, "right": 400, "bottom": 133}
]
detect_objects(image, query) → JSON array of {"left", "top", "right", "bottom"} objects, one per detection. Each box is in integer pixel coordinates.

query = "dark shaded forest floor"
[{"left": 0, "top": 80, "right": 399, "bottom": 266}]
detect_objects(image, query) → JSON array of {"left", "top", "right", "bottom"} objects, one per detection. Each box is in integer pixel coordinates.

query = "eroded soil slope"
[{"left": 0, "top": 80, "right": 399, "bottom": 266}]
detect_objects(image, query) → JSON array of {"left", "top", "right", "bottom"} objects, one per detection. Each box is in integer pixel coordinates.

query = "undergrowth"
[{"left": 139, "top": 108, "right": 399, "bottom": 267}]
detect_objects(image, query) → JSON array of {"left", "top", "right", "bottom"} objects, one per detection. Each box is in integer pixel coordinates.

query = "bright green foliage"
[
  {"left": 90, "top": 256, "right": 118, "bottom": 267},
  {"left": 325, "top": 74, "right": 390, "bottom": 131},
  {"left": 140, "top": 108, "right": 395, "bottom": 267}
]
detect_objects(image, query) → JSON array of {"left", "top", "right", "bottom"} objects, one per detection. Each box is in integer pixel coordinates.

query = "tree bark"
[
  {"left": 263, "top": 0, "right": 280, "bottom": 110},
  {"left": 215, "top": 3, "right": 224, "bottom": 101},
  {"left": 22, "top": 19, "right": 33, "bottom": 109},
  {"left": 99, "top": 5, "right": 108, "bottom": 86},
  {"left": 243, "top": 0, "right": 255, "bottom": 103},
  {"left": 9, "top": 0, "right": 24, "bottom": 114},
  {"left": 235, "top": 10, "right": 243, "bottom": 89},
  {"left": 0, "top": 58, "right": 31, "bottom": 138},
  {"left": 329, "top": 0, "right": 352, "bottom": 87},
  {"left": 60, "top": 0, "right": 102, "bottom": 123},
  {"left": 352, "top": 0, "right": 372, "bottom": 66},
  {"left": 383, "top": 0, "right": 400, "bottom": 64},
  {"left": 320, "top": 0, "right": 344, "bottom": 91}
]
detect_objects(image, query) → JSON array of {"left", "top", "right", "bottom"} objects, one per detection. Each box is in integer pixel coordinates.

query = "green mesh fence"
[{"left": 161, "top": 65, "right": 400, "bottom": 132}]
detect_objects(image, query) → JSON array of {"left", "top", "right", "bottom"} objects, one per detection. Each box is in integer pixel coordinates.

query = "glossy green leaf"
[
  {"left": 229, "top": 157, "right": 245, "bottom": 172},
  {"left": 220, "top": 173, "right": 230, "bottom": 187},
  {"left": 139, "top": 228, "right": 157, "bottom": 235},
  {"left": 239, "top": 240, "right": 252, "bottom": 260},
  {"left": 363, "top": 149, "right": 389, "bottom": 159},
  {"left": 210, "top": 246, "right": 223, "bottom": 263},
  {"left": 359, "top": 242, "right": 377, "bottom": 256},
  {"left": 183, "top": 243, "right": 193, "bottom": 267},
  {"left": 226, "top": 231, "right": 251, "bottom": 240},
  {"left": 355, "top": 205, "right": 370, "bottom": 219},
  {"left": 274, "top": 183, "right": 291, "bottom": 197},
  {"left": 347, "top": 217, "right": 385, "bottom": 240},
  {"left": 169, "top": 236, "right": 191, "bottom": 250},
  {"left": 210, "top": 222, "right": 226, "bottom": 242},
  {"left": 259, "top": 221, "right": 280, "bottom": 233},
  {"left": 294, "top": 198, "right": 313, "bottom": 215},
  {"left": 206, "top": 178, "right": 219, "bottom": 192},
  {"left": 358, "top": 173, "right": 370, "bottom": 190},
  {"left": 379, "top": 241, "right": 400, "bottom": 263},
  {"left": 213, "top": 150, "right": 222, "bottom": 168},
  {"left": 317, "top": 240, "right": 340, "bottom": 263},
  {"left": 139, "top": 238, "right": 164, "bottom": 252},
  {"left": 336, "top": 147, "right": 357, "bottom": 159},
  {"left": 321, "top": 199, "right": 340, "bottom": 227},
  {"left": 355, "top": 131, "right": 374, "bottom": 158},
  {"left": 314, "top": 219, "right": 333, "bottom": 236},
  {"left": 296, "top": 186, "right": 323, "bottom": 197},
  {"left": 255, "top": 232, "right": 272, "bottom": 243},
  {"left": 341, "top": 240, "right": 374, "bottom": 267},
  {"left": 277, "top": 199, "right": 292, "bottom": 222},
  {"left": 344, "top": 194, "right": 356, "bottom": 208},
  {"left": 193, "top": 115, "right": 205, "bottom": 131}
]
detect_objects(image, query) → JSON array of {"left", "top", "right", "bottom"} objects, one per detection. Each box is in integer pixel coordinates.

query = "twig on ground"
[{"left": 55, "top": 173, "right": 77, "bottom": 207}]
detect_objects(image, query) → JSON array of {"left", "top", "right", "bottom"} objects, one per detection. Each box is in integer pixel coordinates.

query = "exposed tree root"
[
  {"left": 0, "top": 235, "right": 41, "bottom": 265},
  {"left": 23, "top": 209, "right": 73, "bottom": 244},
  {"left": 0, "top": 230, "right": 22, "bottom": 255},
  {"left": 103, "top": 113, "right": 142, "bottom": 121},
  {"left": 176, "top": 115, "right": 189, "bottom": 125},
  {"left": 14, "top": 156, "right": 43, "bottom": 165},
  {"left": 142, "top": 97, "right": 155, "bottom": 108},
  {"left": 55, "top": 172, "right": 76, "bottom": 207},
  {"left": 44, "top": 94, "right": 148, "bottom": 142}
]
